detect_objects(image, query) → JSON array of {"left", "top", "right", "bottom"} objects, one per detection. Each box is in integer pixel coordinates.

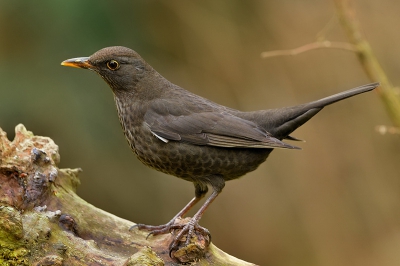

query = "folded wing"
[{"left": 144, "top": 100, "right": 299, "bottom": 149}]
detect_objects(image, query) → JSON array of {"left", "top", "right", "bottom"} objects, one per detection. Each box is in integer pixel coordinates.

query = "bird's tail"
[
  {"left": 258, "top": 82, "right": 379, "bottom": 140},
  {"left": 297, "top": 82, "right": 379, "bottom": 109}
]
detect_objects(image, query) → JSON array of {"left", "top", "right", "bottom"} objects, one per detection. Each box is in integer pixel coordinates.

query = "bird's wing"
[{"left": 144, "top": 100, "right": 299, "bottom": 149}]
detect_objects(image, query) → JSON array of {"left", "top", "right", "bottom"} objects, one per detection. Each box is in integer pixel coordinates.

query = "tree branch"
[
  {"left": 261, "top": 1, "right": 400, "bottom": 128},
  {"left": 333, "top": 0, "right": 400, "bottom": 127},
  {"left": 261, "top": 41, "right": 355, "bottom": 58},
  {"left": 0, "top": 125, "right": 257, "bottom": 265}
]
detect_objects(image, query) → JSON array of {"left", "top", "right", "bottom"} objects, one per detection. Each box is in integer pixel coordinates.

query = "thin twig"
[
  {"left": 334, "top": 0, "right": 400, "bottom": 127},
  {"left": 316, "top": 15, "right": 338, "bottom": 41},
  {"left": 375, "top": 125, "right": 400, "bottom": 135},
  {"left": 261, "top": 41, "right": 355, "bottom": 58}
]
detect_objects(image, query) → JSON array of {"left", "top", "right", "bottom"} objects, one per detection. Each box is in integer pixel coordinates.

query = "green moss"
[
  {"left": 125, "top": 246, "right": 164, "bottom": 266},
  {"left": 0, "top": 247, "right": 29, "bottom": 266},
  {"left": 0, "top": 206, "right": 24, "bottom": 249}
]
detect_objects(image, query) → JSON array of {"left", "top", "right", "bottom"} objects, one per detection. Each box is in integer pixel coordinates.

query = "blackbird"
[{"left": 62, "top": 46, "right": 379, "bottom": 255}]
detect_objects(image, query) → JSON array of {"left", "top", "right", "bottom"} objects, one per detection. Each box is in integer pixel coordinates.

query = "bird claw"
[
  {"left": 131, "top": 217, "right": 211, "bottom": 260},
  {"left": 130, "top": 218, "right": 177, "bottom": 238},
  {"left": 168, "top": 218, "right": 211, "bottom": 257}
]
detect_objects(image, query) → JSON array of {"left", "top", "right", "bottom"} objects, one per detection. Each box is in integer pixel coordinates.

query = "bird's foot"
[
  {"left": 130, "top": 217, "right": 177, "bottom": 238},
  {"left": 168, "top": 217, "right": 211, "bottom": 261},
  {"left": 131, "top": 217, "right": 211, "bottom": 262}
]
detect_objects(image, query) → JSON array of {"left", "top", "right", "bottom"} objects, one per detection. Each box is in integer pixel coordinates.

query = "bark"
[{"left": 0, "top": 124, "right": 256, "bottom": 266}]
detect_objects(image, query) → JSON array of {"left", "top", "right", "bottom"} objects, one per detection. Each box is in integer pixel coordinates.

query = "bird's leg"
[
  {"left": 132, "top": 196, "right": 201, "bottom": 237},
  {"left": 131, "top": 183, "right": 208, "bottom": 237},
  {"left": 168, "top": 189, "right": 220, "bottom": 256}
]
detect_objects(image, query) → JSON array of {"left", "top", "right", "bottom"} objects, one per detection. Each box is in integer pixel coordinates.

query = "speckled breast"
[{"left": 127, "top": 124, "right": 273, "bottom": 182}]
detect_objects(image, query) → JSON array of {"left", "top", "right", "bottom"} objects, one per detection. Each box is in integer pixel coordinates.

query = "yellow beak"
[{"left": 61, "top": 57, "right": 92, "bottom": 69}]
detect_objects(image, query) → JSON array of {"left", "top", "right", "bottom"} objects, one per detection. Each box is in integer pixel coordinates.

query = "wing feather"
[{"left": 144, "top": 100, "right": 299, "bottom": 149}]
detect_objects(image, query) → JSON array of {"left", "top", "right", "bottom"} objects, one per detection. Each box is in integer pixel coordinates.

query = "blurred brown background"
[{"left": 0, "top": 1, "right": 399, "bottom": 265}]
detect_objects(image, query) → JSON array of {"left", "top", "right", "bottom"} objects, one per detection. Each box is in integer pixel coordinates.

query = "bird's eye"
[{"left": 106, "top": 60, "right": 120, "bottom": 70}]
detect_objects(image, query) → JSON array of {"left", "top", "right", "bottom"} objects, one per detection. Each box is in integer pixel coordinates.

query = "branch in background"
[
  {"left": 261, "top": 41, "right": 355, "bottom": 58},
  {"left": 376, "top": 125, "right": 400, "bottom": 135},
  {"left": 316, "top": 14, "right": 338, "bottom": 42},
  {"left": 261, "top": 1, "right": 400, "bottom": 128},
  {"left": 333, "top": 0, "right": 400, "bottom": 127}
]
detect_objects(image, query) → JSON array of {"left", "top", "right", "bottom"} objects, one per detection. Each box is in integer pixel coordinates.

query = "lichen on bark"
[{"left": 0, "top": 125, "right": 256, "bottom": 265}]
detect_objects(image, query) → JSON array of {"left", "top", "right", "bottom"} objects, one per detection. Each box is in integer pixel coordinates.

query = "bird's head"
[{"left": 62, "top": 46, "right": 158, "bottom": 95}]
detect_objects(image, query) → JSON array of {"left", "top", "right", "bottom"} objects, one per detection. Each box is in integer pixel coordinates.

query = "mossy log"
[{"left": 0, "top": 124, "right": 256, "bottom": 265}]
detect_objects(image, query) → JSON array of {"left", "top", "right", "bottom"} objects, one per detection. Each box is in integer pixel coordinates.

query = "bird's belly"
[{"left": 130, "top": 130, "right": 273, "bottom": 182}]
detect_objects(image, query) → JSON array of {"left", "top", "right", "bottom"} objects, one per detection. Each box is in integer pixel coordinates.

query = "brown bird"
[{"left": 62, "top": 46, "right": 378, "bottom": 256}]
